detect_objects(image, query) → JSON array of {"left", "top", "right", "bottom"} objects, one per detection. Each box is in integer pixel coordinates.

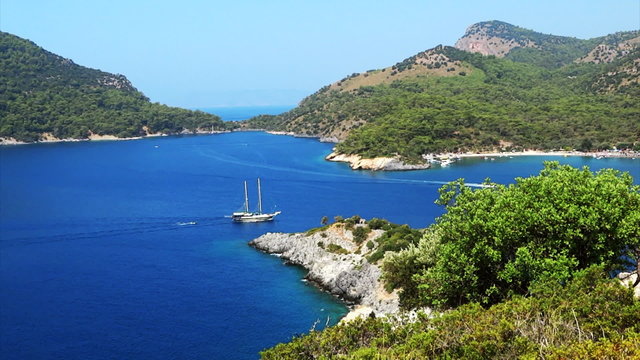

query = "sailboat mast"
[
  {"left": 257, "top": 178, "right": 263, "bottom": 214},
  {"left": 244, "top": 181, "right": 249, "bottom": 213}
]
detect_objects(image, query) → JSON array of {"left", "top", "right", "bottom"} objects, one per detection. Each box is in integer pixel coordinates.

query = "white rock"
[
  {"left": 249, "top": 227, "right": 400, "bottom": 319},
  {"left": 617, "top": 271, "right": 640, "bottom": 298}
]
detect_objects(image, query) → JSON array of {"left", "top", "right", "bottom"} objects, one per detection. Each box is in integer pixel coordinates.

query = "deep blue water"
[{"left": 0, "top": 131, "right": 638, "bottom": 359}]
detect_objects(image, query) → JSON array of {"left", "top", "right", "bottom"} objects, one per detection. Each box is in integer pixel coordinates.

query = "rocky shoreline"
[
  {"left": 0, "top": 129, "right": 230, "bottom": 146},
  {"left": 264, "top": 131, "right": 339, "bottom": 143},
  {"left": 325, "top": 149, "right": 639, "bottom": 171},
  {"left": 325, "top": 152, "right": 431, "bottom": 171},
  {"left": 249, "top": 224, "right": 400, "bottom": 321}
]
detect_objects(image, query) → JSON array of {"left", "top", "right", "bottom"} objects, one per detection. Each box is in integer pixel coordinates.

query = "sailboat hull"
[{"left": 232, "top": 211, "right": 281, "bottom": 223}]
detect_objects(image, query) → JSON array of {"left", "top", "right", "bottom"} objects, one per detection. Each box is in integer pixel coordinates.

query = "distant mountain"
[
  {"left": 245, "top": 21, "right": 640, "bottom": 160},
  {"left": 0, "top": 32, "right": 232, "bottom": 142},
  {"left": 455, "top": 20, "right": 640, "bottom": 68}
]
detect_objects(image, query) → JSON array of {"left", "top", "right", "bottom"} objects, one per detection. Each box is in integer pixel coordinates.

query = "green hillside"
[
  {"left": 245, "top": 22, "right": 640, "bottom": 161},
  {"left": 0, "top": 32, "right": 232, "bottom": 142},
  {"left": 460, "top": 20, "right": 640, "bottom": 69}
]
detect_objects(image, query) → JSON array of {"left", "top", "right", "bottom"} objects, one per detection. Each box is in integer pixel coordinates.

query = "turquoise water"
[{"left": 0, "top": 131, "right": 638, "bottom": 359}]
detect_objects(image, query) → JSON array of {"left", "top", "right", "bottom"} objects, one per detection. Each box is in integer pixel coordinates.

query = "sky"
[{"left": 1, "top": 0, "right": 639, "bottom": 108}]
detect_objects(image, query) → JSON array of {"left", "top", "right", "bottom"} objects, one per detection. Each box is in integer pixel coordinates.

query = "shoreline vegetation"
[
  {"left": 249, "top": 222, "right": 403, "bottom": 322},
  {"left": 243, "top": 22, "right": 640, "bottom": 167},
  {"left": 249, "top": 217, "right": 426, "bottom": 322},
  {"left": 0, "top": 32, "right": 232, "bottom": 143},
  {"left": 0, "top": 129, "right": 230, "bottom": 146},
  {"left": 325, "top": 148, "right": 639, "bottom": 170},
  {"left": 3, "top": 129, "right": 637, "bottom": 173},
  {"left": 257, "top": 163, "right": 640, "bottom": 359}
]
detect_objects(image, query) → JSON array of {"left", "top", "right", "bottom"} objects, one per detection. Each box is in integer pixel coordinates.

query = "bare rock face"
[
  {"left": 454, "top": 22, "right": 537, "bottom": 57},
  {"left": 617, "top": 272, "right": 640, "bottom": 298},
  {"left": 325, "top": 152, "right": 430, "bottom": 171},
  {"left": 249, "top": 225, "right": 400, "bottom": 319},
  {"left": 97, "top": 74, "right": 136, "bottom": 91}
]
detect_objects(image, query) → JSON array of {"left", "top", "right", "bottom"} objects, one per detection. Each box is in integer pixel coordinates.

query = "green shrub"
[
  {"left": 326, "top": 244, "right": 349, "bottom": 255},
  {"left": 305, "top": 224, "right": 330, "bottom": 236},
  {"left": 352, "top": 226, "right": 370, "bottom": 244},
  {"left": 384, "top": 162, "right": 640, "bottom": 309},
  {"left": 367, "top": 218, "right": 390, "bottom": 230},
  {"left": 260, "top": 266, "right": 640, "bottom": 359},
  {"left": 367, "top": 224, "right": 423, "bottom": 264}
]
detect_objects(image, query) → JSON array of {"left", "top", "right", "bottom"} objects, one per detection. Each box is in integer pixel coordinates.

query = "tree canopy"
[
  {"left": 261, "top": 266, "right": 640, "bottom": 359},
  {"left": 0, "top": 31, "right": 233, "bottom": 142},
  {"left": 262, "top": 163, "right": 640, "bottom": 359},
  {"left": 245, "top": 35, "right": 640, "bottom": 160},
  {"left": 384, "top": 162, "right": 640, "bottom": 309}
]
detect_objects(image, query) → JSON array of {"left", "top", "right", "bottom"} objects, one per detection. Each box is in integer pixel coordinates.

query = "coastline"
[
  {"left": 4, "top": 127, "right": 638, "bottom": 164},
  {"left": 265, "top": 130, "right": 339, "bottom": 143},
  {"left": 0, "top": 129, "right": 230, "bottom": 146},
  {"left": 325, "top": 152, "right": 431, "bottom": 171},
  {"left": 443, "top": 149, "right": 639, "bottom": 159},
  {"left": 326, "top": 149, "right": 639, "bottom": 171},
  {"left": 249, "top": 223, "right": 401, "bottom": 322},
  {"left": 256, "top": 128, "right": 639, "bottom": 168}
]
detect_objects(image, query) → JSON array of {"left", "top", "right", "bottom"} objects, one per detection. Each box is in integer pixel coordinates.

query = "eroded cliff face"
[
  {"left": 325, "top": 152, "right": 430, "bottom": 171},
  {"left": 249, "top": 224, "right": 400, "bottom": 319},
  {"left": 454, "top": 34, "right": 534, "bottom": 57},
  {"left": 454, "top": 22, "right": 537, "bottom": 57}
]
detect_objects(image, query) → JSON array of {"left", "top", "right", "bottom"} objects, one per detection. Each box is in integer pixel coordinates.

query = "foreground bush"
[
  {"left": 261, "top": 266, "right": 640, "bottom": 359},
  {"left": 384, "top": 162, "right": 640, "bottom": 308}
]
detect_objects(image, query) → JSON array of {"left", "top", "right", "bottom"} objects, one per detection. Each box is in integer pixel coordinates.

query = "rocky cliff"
[
  {"left": 454, "top": 21, "right": 538, "bottom": 57},
  {"left": 325, "top": 152, "right": 430, "bottom": 171},
  {"left": 454, "top": 20, "right": 640, "bottom": 68},
  {"left": 249, "top": 223, "right": 400, "bottom": 320}
]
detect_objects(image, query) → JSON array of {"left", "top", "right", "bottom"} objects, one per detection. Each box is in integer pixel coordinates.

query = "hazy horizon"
[{"left": 2, "top": 0, "right": 638, "bottom": 108}]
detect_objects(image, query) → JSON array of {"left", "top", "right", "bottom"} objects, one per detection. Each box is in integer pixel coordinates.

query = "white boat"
[
  {"left": 231, "top": 178, "right": 281, "bottom": 223},
  {"left": 440, "top": 158, "right": 454, "bottom": 167}
]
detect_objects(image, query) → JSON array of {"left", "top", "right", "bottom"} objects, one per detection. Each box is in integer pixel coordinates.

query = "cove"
[{"left": 1, "top": 132, "right": 638, "bottom": 359}]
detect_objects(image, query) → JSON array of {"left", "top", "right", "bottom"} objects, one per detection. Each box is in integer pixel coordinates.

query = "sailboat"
[{"left": 231, "top": 178, "right": 281, "bottom": 223}]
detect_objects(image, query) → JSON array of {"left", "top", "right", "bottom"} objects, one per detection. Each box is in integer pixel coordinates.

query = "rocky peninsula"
[
  {"left": 325, "top": 149, "right": 639, "bottom": 171},
  {"left": 249, "top": 222, "right": 400, "bottom": 321},
  {"left": 325, "top": 152, "right": 430, "bottom": 171}
]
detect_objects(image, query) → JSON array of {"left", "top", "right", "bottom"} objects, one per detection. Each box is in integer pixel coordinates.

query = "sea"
[{"left": 1, "top": 107, "right": 638, "bottom": 359}]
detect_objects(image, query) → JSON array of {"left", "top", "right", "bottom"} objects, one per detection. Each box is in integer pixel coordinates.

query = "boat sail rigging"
[{"left": 231, "top": 178, "right": 281, "bottom": 222}]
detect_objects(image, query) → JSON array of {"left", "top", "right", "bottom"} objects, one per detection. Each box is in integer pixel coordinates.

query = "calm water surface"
[{"left": 1, "top": 131, "right": 638, "bottom": 359}]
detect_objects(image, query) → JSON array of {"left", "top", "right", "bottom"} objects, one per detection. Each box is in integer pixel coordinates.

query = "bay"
[
  {"left": 1, "top": 130, "right": 638, "bottom": 359},
  {"left": 197, "top": 105, "right": 295, "bottom": 122}
]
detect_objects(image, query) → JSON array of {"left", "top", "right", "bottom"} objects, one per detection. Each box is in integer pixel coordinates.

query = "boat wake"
[
  {"left": 192, "top": 150, "right": 490, "bottom": 188},
  {"left": 1, "top": 217, "right": 231, "bottom": 246}
]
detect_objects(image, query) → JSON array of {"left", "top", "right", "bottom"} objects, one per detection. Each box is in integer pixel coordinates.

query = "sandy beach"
[{"left": 438, "top": 149, "right": 639, "bottom": 159}]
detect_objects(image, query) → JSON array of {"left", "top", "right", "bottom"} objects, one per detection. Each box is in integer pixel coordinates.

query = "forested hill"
[
  {"left": 244, "top": 21, "right": 640, "bottom": 161},
  {"left": 0, "top": 32, "right": 231, "bottom": 142},
  {"left": 455, "top": 20, "right": 640, "bottom": 68}
]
